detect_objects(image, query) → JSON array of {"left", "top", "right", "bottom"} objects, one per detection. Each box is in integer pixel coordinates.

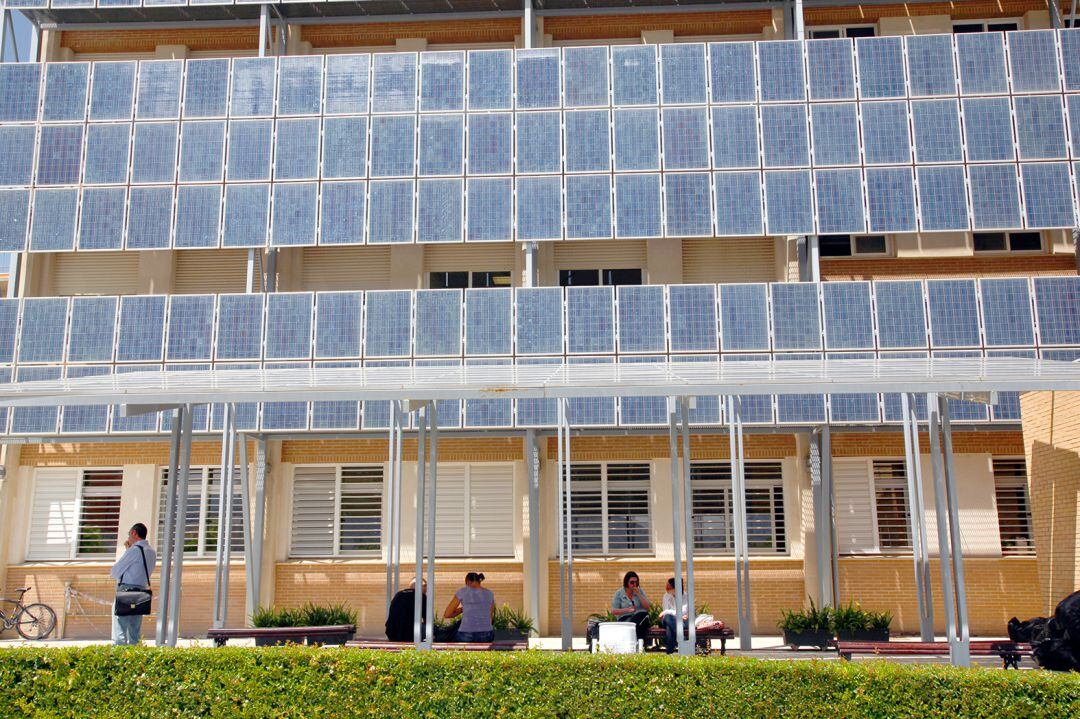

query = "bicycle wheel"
[{"left": 15, "top": 603, "right": 56, "bottom": 640}]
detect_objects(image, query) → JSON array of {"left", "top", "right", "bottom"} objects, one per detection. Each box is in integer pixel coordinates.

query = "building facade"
[{"left": 0, "top": 0, "right": 1077, "bottom": 640}]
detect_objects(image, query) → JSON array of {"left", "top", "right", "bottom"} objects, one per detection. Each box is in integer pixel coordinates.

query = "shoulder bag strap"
[{"left": 137, "top": 544, "right": 151, "bottom": 590}]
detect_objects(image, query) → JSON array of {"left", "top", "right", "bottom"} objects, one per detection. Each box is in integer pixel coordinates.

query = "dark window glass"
[
  {"left": 560, "top": 269, "right": 600, "bottom": 286},
  {"left": 819, "top": 235, "right": 853, "bottom": 257},
  {"left": 854, "top": 235, "right": 887, "bottom": 254},
  {"left": 1008, "top": 232, "right": 1042, "bottom": 252},
  {"left": 429, "top": 271, "right": 469, "bottom": 289},
  {"left": 810, "top": 29, "right": 841, "bottom": 39},
  {"left": 603, "top": 268, "right": 643, "bottom": 286},
  {"left": 846, "top": 26, "right": 877, "bottom": 38},
  {"left": 952, "top": 23, "right": 984, "bottom": 33},
  {"left": 471, "top": 271, "right": 512, "bottom": 288},
  {"left": 987, "top": 22, "right": 1019, "bottom": 32},
  {"left": 973, "top": 232, "right": 1008, "bottom": 252}
]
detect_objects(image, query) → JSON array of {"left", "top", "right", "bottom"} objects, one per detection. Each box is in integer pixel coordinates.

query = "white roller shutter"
[
  {"left": 554, "top": 240, "right": 646, "bottom": 269},
  {"left": 174, "top": 249, "right": 249, "bottom": 294},
  {"left": 53, "top": 252, "right": 140, "bottom": 296},
  {"left": 424, "top": 243, "right": 515, "bottom": 273},
  {"left": 833, "top": 458, "right": 877, "bottom": 554},
  {"left": 301, "top": 247, "right": 391, "bottom": 291},
  {"left": 429, "top": 465, "right": 467, "bottom": 557},
  {"left": 289, "top": 467, "right": 336, "bottom": 557},
  {"left": 468, "top": 464, "right": 515, "bottom": 557},
  {"left": 27, "top": 469, "right": 79, "bottom": 560},
  {"left": 682, "top": 238, "right": 775, "bottom": 284}
]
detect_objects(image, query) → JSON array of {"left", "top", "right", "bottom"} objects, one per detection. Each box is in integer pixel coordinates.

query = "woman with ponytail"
[{"left": 444, "top": 571, "right": 496, "bottom": 642}]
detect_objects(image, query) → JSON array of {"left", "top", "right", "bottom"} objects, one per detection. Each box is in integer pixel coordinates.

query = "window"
[
  {"left": 559, "top": 268, "right": 643, "bottom": 287},
  {"left": 157, "top": 467, "right": 245, "bottom": 557},
  {"left": 429, "top": 271, "right": 511, "bottom": 289},
  {"left": 993, "top": 458, "right": 1035, "bottom": 556},
  {"left": 973, "top": 232, "right": 1042, "bottom": 254},
  {"left": 809, "top": 26, "right": 876, "bottom": 39},
  {"left": 290, "top": 465, "right": 382, "bottom": 557},
  {"left": 819, "top": 235, "right": 888, "bottom": 257},
  {"left": 569, "top": 463, "right": 652, "bottom": 554},
  {"left": 27, "top": 468, "right": 123, "bottom": 560},
  {"left": 426, "top": 463, "right": 515, "bottom": 557},
  {"left": 690, "top": 462, "right": 787, "bottom": 554},
  {"left": 873, "top": 460, "right": 911, "bottom": 551},
  {"left": 953, "top": 20, "right": 1020, "bottom": 33}
]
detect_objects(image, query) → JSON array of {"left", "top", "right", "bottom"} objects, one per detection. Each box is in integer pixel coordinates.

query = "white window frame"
[
  {"left": 971, "top": 231, "right": 1044, "bottom": 255},
  {"left": 819, "top": 234, "right": 891, "bottom": 259},
  {"left": 569, "top": 462, "right": 653, "bottom": 556},
  {"left": 992, "top": 457, "right": 1035, "bottom": 557},
  {"left": 426, "top": 270, "right": 513, "bottom": 289},
  {"left": 425, "top": 462, "right": 516, "bottom": 558},
  {"left": 26, "top": 467, "right": 124, "bottom": 561},
  {"left": 952, "top": 18, "right": 1022, "bottom": 33},
  {"left": 689, "top": 461, "right": 788, "bottom": 556},
  {"left": 288, "top": 463, "right": 384, "bottom": 559},
  {"left": 872, "top": 459, "right": 912, "bottom": 553},
  {"left": 156, "top": 466, "right": 245, "bottom": 559},
  {"left": 808, "top": 25, "right": 877, "bottom": 39}
]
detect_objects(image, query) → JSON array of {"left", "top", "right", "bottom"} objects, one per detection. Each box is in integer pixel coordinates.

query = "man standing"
[{"left": 110, "top": 523, "right": 157, "bottom": 646}]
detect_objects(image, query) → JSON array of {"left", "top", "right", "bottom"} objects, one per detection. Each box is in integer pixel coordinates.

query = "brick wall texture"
[{"left": 822, "top": 255, "right": 1077, "bottom": 281}]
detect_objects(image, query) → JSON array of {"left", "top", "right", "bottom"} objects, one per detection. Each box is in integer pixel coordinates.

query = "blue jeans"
[
  {"left": 457, "top": 630, "right": 494, "bottom": 643},
  {"left": 662, "top": 614, "right": 688, "bottom": 654},
  {"left": 112, "top": 614, "right": 143, "bottom": 646}
]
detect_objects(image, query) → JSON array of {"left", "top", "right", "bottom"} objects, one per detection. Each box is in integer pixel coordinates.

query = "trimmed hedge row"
[{"left": 0, "top": 647, "right": 1078, "bottom": 718}]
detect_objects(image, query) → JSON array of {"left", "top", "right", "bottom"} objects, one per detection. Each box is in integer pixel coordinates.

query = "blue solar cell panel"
[
  {"left": 567, "top": 356, "right": 617, "bottom": 426},
  {"left": 565, "top": 174, "right": 612, "bottom": 239},
  {"left": 615, "top": 173, "right": 662, "bottom": 238},
  {"left": 613, "top": 108, "right": 660, "bottom": 171},
  {"left": 713, "top": 171, "right": 764, "bottom": 236},
  {"left": 89, "top": 62, "right": 135, "bottom": 121},
  {"left": 517, "top": 48, "right": 561, "bottom": 109},
  {"left": 271, "top": 182, "right": 318, "bottom": 246},
  {"left": 84, "top": 123, "right": 131, "bottom": 184},
  {"left": 861, "top": 101, "right": 911, "bottom": 165},
  {"left": 826, "top": 351, "right": 880, "bottom": 423},
  {"left": 266, "top": 293, "right": 313, "bottom": 360},
  {"left": 720, "top": 283, "right": 770, "bottom": 351},
  {"left": 708, "top": 42, "right": 756, "bottom": 103},
  {"left": 226, "top": 120, "right": 272, "bottom": 181},
  {"left": 42, "top": 62, "right": 88, "bottom": 122},
  {"left": 277, "top": 56, "right": 323, "bottom": 116},
  {"left": 1008, "top": 30, "right": 1061, "bottom": 93},
  {"left": 18, "top": 297, "right": 68, "bottom": 364},
  {"left": 516, "top": 112, "right": 561, "bottom": 174},
  {"left": 11, "top": 367, "right": 60, "bottom": 434},
  {"left": 611, "top": 44, "right": 658, "bottom": 106},
  {"left": 364, "top": 291, "right": 412, "bottom": 357},
  {"left": 660, "top": 43, "right": 707, "bottom": 104},
  {"left": 370, "top": 115, "right": 417, "bottom": 178},
  {"left": 465, "top": 288, "right": 512, "bottom": 356},
  {"left": 116, "top": 295, "right": 166, "bottom": 362},
  {"left": 420, "top": 51, "right": 464, "bottom": 112},
  {"left": 856, "top": 36, "right": 906, "bottom": 99},
  {"left": 183, "top": 59, "right": 229, "bottom": 118},
  {"left": 617, "top": 285, "right": 665, "bottom": 353},
  {"left": 179, "top": 121, "right": 225, "bottom": 182},
  {"left": 135, "top": 60, "right": 182, "bottom": 119},
  {"left": 775, "top": 353, "right": 827, "bottom": 424},
  {"left": 927, "top": 279, "right": 980, "bottom": 347},
  {"left": 1069, "top": 95, "right": 1080, "bottom": 157},
  {"left": 905, "top": 35, "right": 957, "bottom": 97},
  {"left": 865, "top": 166, "right": 917, "bottom": 233},
  {"left": 314, "top": 291, "right": 362, "bottom": 359},
  {"left": 758, "top": 41, "right": 806, "bottom": 102},
  {"left": 567, "top": 286, "right": 615, "bottom": 354},
  {"left": 0, "top": 126, "right": 34, "bottom": 186},
  {"left": 962, "top": 97, "right": 1015, "bottom": 162},
  {"left": 368, "top": 180, "right": 415, "bottom": 244},
  {"left": 916, "top": 165, "right": 969, "bottom": 232},
  {"left": 564, "top": 110, "right": 611, "bottom": 173},
  {"left": 662, "top": 107, "right": 709, "bottom": 170},
  {"left": 722, "top": 355, "right": 775, "bottom": 424},
  {"left": 210, "top": 362, "right": 259, "bottom": 432},
  {"left": 806, "top": 38, "right": 855, "bottom": 100},
  {"left": 325, "top": 55, "right": 370, "bottom": 115},
  {"left": 36, "top": 124, "right": 83, "bottom": 185},
  {"left": 618, "top": 355, "right": 668, "bottom": 426},
  {"left": 0, "top": 190, "right": 29, "bottom": 252},
  {"left": 215, "top": 294, "right": 264, "bottom": 360},
  {"left": 512, "top": 357, "right": 559, "bottom": 426},
  {"left": 1062, "top": 29, "right": 1080, "bottom": 91},
  {"left": 912, "top": 99, "right": 963, "bottom": 163},
  {"left": 166, "top": 294, "right": 214, "bottom": 361},
  {"left": 1034, "top": 276, "right": 1080, "bottom": 345},
  {"left": 274, "top": 118, "right": 321, "bottom": 180},
  {"left": 763, "top": 170, "right": 813, "bottom": 235},
  {"left": 467, "top": 50, "right": 512, "bottom": 111},
  {"left": 0, "top": 300, "right": 19, "bottom": 364},
  {"left": 969, "top": 163, "right": 1022, "bottom": 230},
  {"left": 319, "top": 181, "right": 365, "bottom": 245},
  {"left": 668, "top": 284, "right": 718, "bottom": 352},
  {"left": 770, "top": 283, "right": 821, "bottom": 351},
  {"left": 1014, "top": 95, "right": 1068, "bottom": 159},
  {"left": 29, "top": 188, "right": 78, "bottom": 252},
  {"left": 125, "top": 186, "right": 174, "bottom": 249},
  {"left": 933, "top": 350, "right": 989, "bottom": 421},
  {"left": 467, "top": 113, "right": 512, "bottom": 175},
  {"left": 66, "top": 293, "right": 117, "bottom": 360},
  {"left": 980, "top": 278, "right": 1034, "bottom": 346},
  {"left": 413, "top": 359, "right": 462, "bottom": 429},
  {"left": 987, "top": 348, "right": 1035, "bottom": 420},
  {"left": 261, "top": 362, "right": 310, "bottom": 431},
  {"left": 321, "top": 117, "right": 367, "bottom": 180},
  {"left": 415, "top": 289, "right": 462, "bottom": 356},
  {"left": 814, "top": 169, "right": 865, "bottom": 234},
  {"left": 761, "top": 104, "right": 809, "bottom": 167},
  {"left": 563, "top": 46, "right": 609, "bottom": 108},
  {"left": 0, "top": 63, "right": 41, "bottom": 122},
  {"left": 418, "top": 114, "right": 464, "bottom": 176},
  {"left": 230, "top": 58, "right": 276, "bottom": 117},
  {"left": 874, "top": 281, "right": 927, "bottom": 349},
  {"left": 464, "top": 357, "right": 513, "bottom": 427},
  {"left": 810, "top": 103, "right": 859, "bottom": 166},
  {"left": 417, "top": 178, "right": 463, "bottom": 243},
  {"left": 60, "top": 365, "right": 111, "bottom": 435},
  {"left": 956, "top": 32, "right": 1009, "bottom": 95},
  {"left": 222, "top": 184, "right": 269, "bottom": 248},
  {"left": 711, "top": 106, "right": 759, "bottom": 169},
  {"left": 1022, "top": 162, "right": 1075, "bottom": 228},
  {"left": 78, "top": 187, "right": 127, "bottom": 250},
  {"left": 131, "top": 122, "right": 178, "bottom": 183},
  {"left": 311, "top": 361, "right": 360, "bottom": 428},
  {"left": 466, "top": 177, "right": 512, "bottom": 241},
  {"left": 108, "top": 364, "right": 160, "bottom": 433},
  {"left": 515, "top": 287, "right": 562, "bottom": 355},
  {"left": 664, "top": 172, "right": 712, "bottom": 237},
  {"left": 516, "top": 176, "right": 562, "bottom": 241},
  {"left": 822, "top": 282, "right": 873, "bottom": 350}
]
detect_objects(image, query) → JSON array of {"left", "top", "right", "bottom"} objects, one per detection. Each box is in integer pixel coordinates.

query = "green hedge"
[{"left": 0, "top": 647, "right": 1078, "bottom": 718}]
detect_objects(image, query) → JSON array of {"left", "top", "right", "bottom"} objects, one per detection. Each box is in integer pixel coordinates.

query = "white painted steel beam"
[{"left": 155, "top": 406, "right": 183, "bottom": 645}]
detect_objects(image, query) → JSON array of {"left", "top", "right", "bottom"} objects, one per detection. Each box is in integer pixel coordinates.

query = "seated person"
[
  {"left": 443, "top": 571, "right": 495, "bottom": 643},
  {"left": 385, "top": 578, "right": 427, "bottom": 642},
  {"left": 660, "top": 577, "right": 690, "bottom": 654},
  {"left": 612, "top": 571, "right": 651, "bottom": 640}
]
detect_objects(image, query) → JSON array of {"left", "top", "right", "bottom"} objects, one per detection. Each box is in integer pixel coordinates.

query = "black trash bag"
[
  {"left": 1008, "top": 616, "right": 1050, "bottom": 643},
  {"left": 1032, "top": 637, "right": 1080, "bottom": 672},
  {"left": 1053, "top": 590, "right": 1080, "bottom": 642}
]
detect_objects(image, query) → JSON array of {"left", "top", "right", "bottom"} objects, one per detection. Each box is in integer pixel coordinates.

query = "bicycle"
[{"left": 1, "top": 587, "right": 57, "bottom": 640}]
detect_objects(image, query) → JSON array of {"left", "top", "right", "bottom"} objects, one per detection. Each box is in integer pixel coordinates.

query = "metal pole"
[
  {"left": 926, "top": 393, "right": 964, "bottom": 666},
  {"left": 385, "top": 401, "right": 398, "bottom": 613},
  {"left": 414, "top": 404, "right": 428, "bottom": 648},
  {"left": 168, "top": 405, "right": 195, "bottom": 646},
  {"left": 901, "top": 394, "right": 934, "bottom": 641},
  {"left": 556, "top": 398, "right": 570, "bottom": 651},
  {"left": 563, "top": 398, "right": 574, "bottom": 649},
  {"left": 28, "top": 23, "right": 38, "bottom": 63},
  {"left": 6, "top": 254, "right": 21, "bottom": 299},
  {"left": 1050, "top": 0, "right": 1064, "bottom": 29},
  {"left": 259, "top": 3, "right": 269, "bottom": 57},
  {"left": 793, "top": 0, "right": 805, "bottom": 39},
  {"left": 938, "top": 397, "right": 971, "bottom": 666},
  {"left": 265, "top": 250, "right": 278, "bottom": 292},
  {"left": 522, "top": 0, "right": 534, "bottom": 49},
  {"left": 729, "top": 396, "right": 752, "bottom": 650},
  {"left": 425, "top": 402, "right": 438, "bottom": 647},
  {"left": 525, "top": 428, "right": 541, "bottom": 639},
  {"left": 155, "top": 406, "right": 183, "bottom": 645},
  {"left": 1070, "top": 0, "right": 1079, "bottom": 28},
  {"left": 822, "top": 426, "right": 839, "bottom": 606},
  {"left": 812, "top": 428, "right": 835, "bottom": 607},
  {"left": 238, "top": 432, "right": 255, "bottom": 619},
  {"left": 0, "top": 9, "right": 8, "bottom": 62},
  {"left": 393, "top": 402, "right": 404, "bottom": 593},
  {"left": 251, "top": 438, "right": 268, "bottom": 613},
  {"left": 219, "top": 408, "right": 237, "bottom": 626},
  {"left": 679, "top": 398, "right": 697, "bottom": 653},
  {"left": 212, "top": 404, "right": 232, "bottom": 628},
  {"left": 668, "top": 399, "right": 686, "bottom": 654}
]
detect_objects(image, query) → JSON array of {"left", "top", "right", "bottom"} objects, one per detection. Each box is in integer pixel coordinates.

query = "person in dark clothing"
[{"left": 385, "top": 578, "right": 427, "bottom": 641}]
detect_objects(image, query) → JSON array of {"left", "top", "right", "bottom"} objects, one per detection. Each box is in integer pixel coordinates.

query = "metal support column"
[
  {"left": 667, "top": 399, "right": 687, "bottom": 654},
  {"left": 812, "top": 426, "right": 837, "bottom": 608},
  {"left": 678, "top": 398, "right": 697, "bottom": 653},
  {"left": 525, "top": 427, "right": 541, "bottom": 638},
  {"left": 414, "top": 403, "right": 429, "bottom": 648},
  {"left": 28, "top": 23, "right": 38, "bottom": 63},
  {"left": 556, "top": 398, "right": 573, "bottom": 650},
  {"left": 212, "top": 405, "right": 234, "bottom": 629},
  {"left": 251, "top": 438, "right": 268, "bottom": 612},
  {"left": 727, "top": 396, "right": 752, "bottom": 650},
  {"left": 259, "top": 4, "right": 270, "bottom": 57},
  {"left": 793, "top": 0, "right": 805, "bottom": 39},
  {"left": 901, "top": 393, "right": 934, "bottom": 641},
  {"left": 155, "top": 406, "right": 184, "bottom": 645},
  {"left": 392, "top": 402, "right": 403, "bottom": 594},
  {"left": 938, "top": 395, "right": 971, "bottom": 665},
  {"left": 385, "top": 401, "right": 400, "bottom": 613},
  {"left": 219, "top": 405, "right": 238, "bottom": 626},
  {"left": 238, "top": 432, "right": 255, "bottom": 618},
  {"left": 523, "top": 0, "right": 534, "bottom": 49},
  {"left": 167, "top": 405, "right": 195, "bottom": 646},
  {"left": 0, "top": 9, "right": 8, "bottom": 62},
  {"left": 424, "top": 402, "right": 439, "bottom": 647},
  {"left": 6, "top": 254, "right": 21, "bottom": 299},
  {"left": 1050, "top": 0, "right": 1065, "bottom": 29}
]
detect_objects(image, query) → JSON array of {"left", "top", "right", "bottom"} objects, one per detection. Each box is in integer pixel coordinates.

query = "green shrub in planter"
[
  {"left": 833, "top": 602, "right": 893, "bottom": 642},
  {"left": 492, "top": 605, "right": 536, "bottom": 640},
  {"left": 778, "top": 598, "right": 833, "bottom": 649}
]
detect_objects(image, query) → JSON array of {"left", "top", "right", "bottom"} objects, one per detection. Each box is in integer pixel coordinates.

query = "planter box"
[
  {"left": 254, "top": 636, "right": 292, "bottom": 647},
  {"left": 783, "top": 629, "right": 832, "bottom": 650},
  {"left": 306, "top": 630, "right": 355, "bottom": 646},
  {"left": 493, "top": 629, "right": 529, "bottom": 642},
  {"left": 836, "top": 628, "right": 890, "bottom": 642}
]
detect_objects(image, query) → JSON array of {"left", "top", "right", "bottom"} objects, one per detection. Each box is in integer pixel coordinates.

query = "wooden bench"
[
  {"left": 586, "top": 622, "right": 734, "bottom": 655},
  {"left": 346, "top": 638, "right": 528, "bottom": 651},
  {"left": 836, "top": 640, "right": 1033, "bottom": 669},
  {"left": 207, "top": 624, "right": 355, "bottom": 647}
]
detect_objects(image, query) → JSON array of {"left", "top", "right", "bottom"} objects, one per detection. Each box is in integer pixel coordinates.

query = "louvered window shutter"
[
  {"left": 833, "top": 458, "right": 878, "bottom": 554},
  {"left": 28, "top": 469, "right": 79, "bottom": 560},
  {"left": 339, "top": 465, "right": 382, "bottom": 555},
  {"left": 290, "top": 467, "right": 336, "bottom": 557},
  {"left": 428, "top": 465, "right": 466, "bottom": 557},
  {"left": 467, "top": 464, "right": 514, "bottom": 557}
]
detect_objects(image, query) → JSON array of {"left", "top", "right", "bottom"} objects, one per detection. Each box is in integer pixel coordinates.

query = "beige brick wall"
[
  {"left": 832, "top": 431, "right": 1025, "bottom": 457},
  {"left": 17, "top": 442, "right": 245, "bottom": 468},
  {"left": 545, "top": 434, "right": 796, "bottom": 461},
  {"left": 823, "top": 255, "right": 1077, "bottom": 281},
  {"left": 282, "top": 437, "right": 523, "bottom": 464}
]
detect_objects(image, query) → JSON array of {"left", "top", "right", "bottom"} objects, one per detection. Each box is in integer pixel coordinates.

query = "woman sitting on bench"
[
  {"left": 444, "top": 571, "right": 496, "bottom": 643},
  {"left": 612, "top": 571, "right": 652, "bottom": 640}
]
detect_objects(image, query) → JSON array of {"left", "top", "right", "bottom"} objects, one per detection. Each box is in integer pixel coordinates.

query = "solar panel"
[
  {"left": 226, "top": 120, "right": 273, "bottom": 181},
  {"left": 614, "top": 173, "right": 662, "bottom": 238},
  {"left": 131, "top": 122, "right": 178, "bottom": 183},
  {"left": 916, "top": 165, "right": 969, "bottom": 232},
  {"left": 617, "top": 285, "right": 666, "bottom": 353},
  {"left": 11, "top": 367, "right": 61, "bottom": 434},
  {"left": 865, "top": 166, "right": 917, "bottom": 233},
  {"left": 367, "top": 180, "right": 415, "bottom": 244},
  {"left": 667, "top": 284, "right": 718, "bottom": 352},
  {"left": 419, "top": 114, "right": 464, "bottom": 176},
  {"left": 135, "top": 60, "right": 182, "bottom": 120},
  {"left": 215, "top": 294, "right": 264, "bottom": 361},
  {"left": 671, "top": 353, "right": 722, "bottom": 424},
  {"left": 0, "top": 299, "right": 20, "bottom": 364},
  {"left": 89, "top": 62, "right": 135, "bottom": 121},
  {"left": 0, "top": 190, "right": 29, "bottom": 252},
  {"left": 1062, "top": 29, "right": 1080, "bottom": 91},
  {"left": 325, "top": 54, "right": 370, "bottom": 116},
  {"left": 618, "top": 355, "right": 668, "bottom": 426},
  {"left": 956, "top": 31, "right": 1009, "bottom": 95},
  {"left": 775, "top": 353, "right": 827, "bottom": 424},
  {"left": 515, "top": 287, "right": 563, "bottom": 355},
  {"left": 271, "top": 182, "right": 318, "bottom": 247},
  {"left": 880, "top": 353, "right": 930, "bottom": 421},
  {"left": 980, "top": 278, "right": 1035, "bottom": 346},
  {"left": 60, "top": 365, "right": 111, "bottom": 434},
  {"left": 861, "top": 102, "right": 910, "bottom": 166},
  {"left": 277, "top": 55, "right": 323, "bottom": 116},
  {"left": 1021, "top": 162, "right": 1075, "bottom": 228},
  {"left": 78, "top": 187, "right": 127, "bottom": 250},
  {"left": 261, "top": 362, "right": 311, "bottom": 431},
  {"left": 370, "top": 115, "right": 417, "bottom": 178},
  {"left": 319, "top": 181, "right": 365, "bottom": 245},
  {"left": 1034, "top": 276, "right": 1080, "bottom": 345},
  {"left": 515, "top": 357, "right": 560, "bottom": 426},
  {"left": 806, "top": 38, "right": 855, "bottom": 100},
  {"left": 710, "top": 106, "right": 759, "bottom": 169},
  {"left": 567, "top": 286, "right": 615, "bottom": 354},
  {"left": 1014, "top": 95, "right": 1068, "bottom": 159},
  {"left": 0, "top": 126, "right": 35, "bottom": 186},
  {"left": 873, "top": 280, "right": 927, "bottom": 349},
  {"left": 763, "top": 170, "right": 813, "bottom": 235},
  {"left": 926, "top": 279, "right": 981, "bottom": 348},
  {"left": 723, "top": 354, "right": 775, "bottom": 424},
  {"left": 960, "top": 97, "right": 1014, "bottom": 162},
  {"left": 464, "top": 358, "right": 514, "bottom": 427},
  {"left": 826, "top": 351, "right": 880, "bottom": 424},
  {"left": 42, "top": 62, "right": 89, "bottom": 122},
  {"left": 414, "top": 359, "right": 462, "bottom": 428},
  {"left": 986, "top": 349, "right": 1034, "bottom": 420},
  {"left": 183, "top": 58, "right": 229, "bottom": 118},
  {"left": 660, "top": 43, "right": 707, "bottom": 105},
  {"left": 36, "top": 124, "right": 84, "bottom": 185},
  {"left": 160, "top": 364, "right": 210, "bottom": 434},
  {"left": 364, "top": 291, "right": 413, "bottom": 358},
  {"left": 166, "top": 294, "right": 215, "bottom": 361},
  {"left": 179, "top": 121, "right": 226, "bottom": 182},
  {"left": 109, "top": 364, "right": 159, "bottom": 433},
  {"left": 222, "top": 184, "right": 270, "bottom": 248},
  {"left": 516, "top": 48, "right": 561, "bottom": 109},
  {"left": 563, "top": 46, "right": 610, "bottom": 108},
  {"left": 905, "top": 35, "right": 957, "bottom": 97},
  {"left": 911, "top": 99, "right": 963, "bottom": 163},
  {"left": 1007, "top": 30, "right": 1061, "bottom": 93},
  {"left": 465, "top": 177, "right": 512, "bottom": 242},
  {"left": 314, "top": 291, "right": 362, "bottom": 359},
  {"left": 758, "top": 41, "right": 806, "bottom": 102},
  {"left": 116, "top": 295, "right": 166, "bottom": 362},
  {"left": 68, "top": 293, "right": 118, "bottom": 360},
  {"left": 274, "top": 118, "right": 321, "bottom": 180},
  {"left": 933, "top": 351, "right": 988, "bottom": 421},
  {"left": 855, "top": 36, "right": 906, "bottom": 99},
  {"left": 0, "top": 63, "right": 41, "bottom": 122},
  {"left": 567, "top": 356, "right": 616, "bottom": 426},
  {"left": 417, "top": 178, "right": 463, "bottom": 243},
  {"left": 18, "top": 297, "right": 69, "bottom": 364},
  {"left": 29, "top": 188, "right": 78, "bottom": 252},
  {"left": 210, "top": 362, "right": 260, "bottom": 432},
  {"left": 311, "top": 360, "right": 361, "bottom": 430},
  {"left": 467, "top": 50, "right": 512, "bottom": 111},
  {"left": 230, "top": 58, "right": 276, "bottom": 117},
  {"left": 321, "top": 116, "right": 367, "bottom": 180},
  {"left": 761, "top": 104, "right": 809, "bottom": 167},
  {"left": 814, "top": 169, "right": 865, "bottom": 234},
  {"left": 719, "top": 283, "right": 770, "bottom": 351},
  {"left": 516, "top": 176, "right": 562, "bottom": 241},
  {"left": 708, "top": 42, "right": 756, "bottom": 103},
  {"left": 265, "top": 293, "right": 313, "bottom": 360},
  {"left": 467, "top": 113, "right": 512, "bottom": 175},
  {"left": 420, "top": 51, "right": 465, "bottom": 112},
  {"left": 810, "top": 103, "right": 859, "bottom": 166},
  {"left": 770, "top": 283, "right": 822, "bottom": 351},
  {"left": 1069, "top": 95, "right": 1080, "bottom": 157},
  {"left": 516, "top": 111, "right": 561, "bottom": 174},
  {"left": 713, "top": 171, "right": 764, "bottom": 236},
  {"left": 565, "top": 174, "right": 612, "bottom": 239},
  {"left": 611, "top": 44, "right": 658, "bottom": 106},
  {"left": 465, "top": 288, "right": 512, "bottom": 356},
  {"left": 663, "top": 172, "right": 712, "bottom": 237},
  {"left": 968, "top": 163, "right": 1022, "bottom": 230},
  {"left": 564, "top": 110, "right": 611, "bottom": 173},
  {"left": 414, "top": 289, "right": 462, "bottom": 357},
  {"left": 661, "top": 107, "right": 709, "bottom": 170},
  {"left": 822, "top": 282, "right": 874, "bottom": 350},
  {"left": 84, "top": 123, "right": 131, "bottom": 184}
]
